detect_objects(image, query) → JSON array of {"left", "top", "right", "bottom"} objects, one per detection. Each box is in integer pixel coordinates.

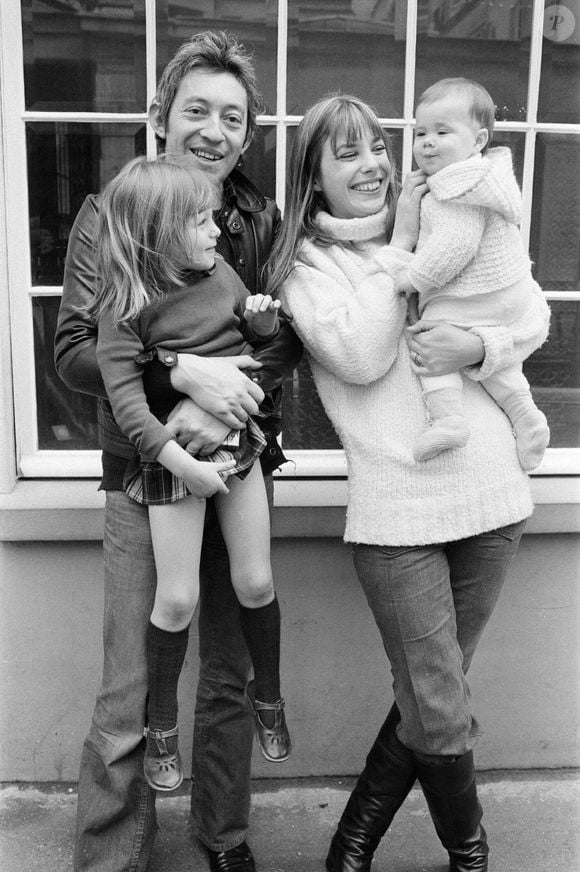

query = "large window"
[{"left": 1, "top": 0, "right": 579, "bottom": 482}]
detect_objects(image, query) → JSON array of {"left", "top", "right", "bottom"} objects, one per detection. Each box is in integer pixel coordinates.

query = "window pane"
[
  {"left": 21, "top": 0, "right": 147, "bottom": 112},
  {"left": 416, "top": 0, "right": 532, "bottom": 121},
  {"left": 530, "top": 134, "right": 579, "bottom": 291},
  {"left": 538, "top": 1, "right": 580, "bottom": 124},
  {"left": 243, "top": 125, "right": 276, "bottom": 201},
  {"left": 33, "top": 298, "right": 99, "bottom": 450},
  {"left": 525, "top": 301, "right": 580, "bottom": 448},
  {"left": 156, "top": 3, "right": 278, "bottom": 114},
  {"left": 287, "top": 0, "right": 407, "bottom": 116},
  {"left": 282, "top": 301, "right": 580, "bottom": 453},
  {"left": 28, "top": 122, "right": 146, "bottom": 285}
]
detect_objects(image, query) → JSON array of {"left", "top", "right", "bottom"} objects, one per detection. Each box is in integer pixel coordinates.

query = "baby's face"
[{"left": 413, "top": 95, "right": 487, "bottom": 176}]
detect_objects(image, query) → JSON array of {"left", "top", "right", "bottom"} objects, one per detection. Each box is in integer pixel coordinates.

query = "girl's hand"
[
  {"left": 244, "top": 294, "right": 281, "bottom": 336},
  {"left": 156, "top": 439, "right": 236, "bottom": 499},
  {"left": 405, "top": 320, "right": 484, "bottom": 376},
  {"left": 390, "top": 169, "right": 428, "bottom": 251},
  {"left": 181, "top": 457, "right": 237, "bottom": 499}
]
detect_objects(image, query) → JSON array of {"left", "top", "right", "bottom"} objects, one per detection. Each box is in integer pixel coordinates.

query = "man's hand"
[
  {"left": 405, "top": 320, "right": 484, "bottom": 376},
  {"left": 166, "top": 398, "right": 232, "bottom": 454},
  {"left": 169, "top": 354, "right": 265, "bottom": 428}
]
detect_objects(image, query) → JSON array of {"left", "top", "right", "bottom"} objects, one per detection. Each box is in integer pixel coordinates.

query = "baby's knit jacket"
[
  {"left": 280, "top": 206, "right": 537, "bottom": 546},
  {"left": 408, "top": 148, "right": 531, "bottom": 308}
]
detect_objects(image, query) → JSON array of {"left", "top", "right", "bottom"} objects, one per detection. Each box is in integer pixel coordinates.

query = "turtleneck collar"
[{"left": 314, "top": 203, "right": 390, "bottom": 243}]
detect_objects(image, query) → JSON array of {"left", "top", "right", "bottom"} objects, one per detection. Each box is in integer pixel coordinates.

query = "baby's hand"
[
  {"left": 182, "top": 457, "right": 236, "bottom": 499},
  {"left": 244, "top": 294, "right": 281, "bottom": 336},
  {"left": 394, "top": 270, "right": 415, "bottom": 299}
]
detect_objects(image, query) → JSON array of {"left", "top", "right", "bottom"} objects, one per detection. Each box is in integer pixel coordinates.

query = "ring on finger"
[{"left": 413, "top": 351, "right": 422, "bottom": 367}]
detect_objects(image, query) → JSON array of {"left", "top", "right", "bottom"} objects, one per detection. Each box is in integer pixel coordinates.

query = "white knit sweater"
[
  {"left": 408, "top": 149, "right": 538, "bottom": 329},
  {"left": 280, "top": 207, "right": 550, "bottom": 546}
]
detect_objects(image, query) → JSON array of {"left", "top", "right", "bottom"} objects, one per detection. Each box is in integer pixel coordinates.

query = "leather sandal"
[
  {"left": 143, "top": 726, "right": 183, "bottom": 792},
  {"left": 247, "top": 680, "right": 291, "bottom": 762}
]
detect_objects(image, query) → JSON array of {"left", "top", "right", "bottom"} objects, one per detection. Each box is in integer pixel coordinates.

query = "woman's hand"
[
  {"left": 390, "top": 170, "right": 428, "bottom": 251},
  {"left": 165, "top": 398, "right": 232, "bottom": 453},
  {"left": 405, "top": 320, "right": 484, "bottom": 376},
  {"left": 169, "top": 354, "right": 265, "bottom": 428}
]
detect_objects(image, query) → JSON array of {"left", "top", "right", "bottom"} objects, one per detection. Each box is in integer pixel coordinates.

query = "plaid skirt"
[{"left": 124, "top": 418, "right": 267, "bottom": 506}]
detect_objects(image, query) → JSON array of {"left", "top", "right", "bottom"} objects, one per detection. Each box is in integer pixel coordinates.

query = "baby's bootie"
[
  {"left": 501, "top": 390, "right": 550, "bottom": 471},
  {"left": 143, "top": 726, "right": 183, "bottom": 791},
  {"left": 414, "top": 387, "right": 470, "bottom": 462}
]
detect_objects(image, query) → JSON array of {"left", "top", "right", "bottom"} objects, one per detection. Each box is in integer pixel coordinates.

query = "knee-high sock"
[
  {"left": 146, "top": 621, "right": 189, "bottom": 734},
  {"left": 239, "top": 596, "right": 281, "bottom": 704}
]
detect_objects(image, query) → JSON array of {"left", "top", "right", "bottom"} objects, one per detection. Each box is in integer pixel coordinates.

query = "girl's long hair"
[
  {"left": 266, "top": 94, "right": 400, "bottom": 296},
  {"left": 90, "top": 156, "right": 217, "bottom": 325}
]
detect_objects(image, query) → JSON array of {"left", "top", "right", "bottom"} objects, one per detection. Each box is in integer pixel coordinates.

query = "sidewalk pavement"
[{"left": 1, "top": 771, "right": 579, "bottom": 871}]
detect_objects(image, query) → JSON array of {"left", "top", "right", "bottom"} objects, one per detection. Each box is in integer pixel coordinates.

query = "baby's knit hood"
[{"left": 427, "top": 147, "right": 522, "bottom": 225}]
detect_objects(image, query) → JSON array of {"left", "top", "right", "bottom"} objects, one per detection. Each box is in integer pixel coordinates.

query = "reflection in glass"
[
  {"left": 525, "top": 301, "right": 580, "bottom": 448},
  {"left": 21, "top": 0, "right": 147, "bottom": 112},
  {"left": 287, "top": 0, "right": 406, "bottom": 116},
  {"left": 33, "top": 297, "right": 99, "bottom": 450},
  {"left": 156, "top": 4, "right": 278, "bottom": 114},
  {"left": 530, "top": 134, "right": 579, "bottom": 292},
  {"left": 539, "top": 2, "right": 580, "bottom": 124},
  {"left": 27, "top": 123, "right": 146, "bottom": 285},
  {"left": 415, "top": 0, "right": 532, "bottom": 121}
]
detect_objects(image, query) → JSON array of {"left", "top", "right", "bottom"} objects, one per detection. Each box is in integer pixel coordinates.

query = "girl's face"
[
  {"left": 413, "top": 95, "right": 488, "bottom": 176},
  {"left": 314, "top": 127, "right": 392, "bottom": 220},
  {"left": 186, "top": 208, "right": 221, "bottom": 270}
]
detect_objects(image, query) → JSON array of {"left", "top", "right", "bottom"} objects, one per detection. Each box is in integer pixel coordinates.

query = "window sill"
[{"left": 0, "top": 477, "right": 579, "bottom": 541}]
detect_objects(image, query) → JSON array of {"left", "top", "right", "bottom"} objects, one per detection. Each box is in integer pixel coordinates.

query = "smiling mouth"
[
  {"left": 351, "top": 180, "right": 383, "bottom": 193},
  {"left": 190, "top": 148, "right": 223, "bottom": 162}
]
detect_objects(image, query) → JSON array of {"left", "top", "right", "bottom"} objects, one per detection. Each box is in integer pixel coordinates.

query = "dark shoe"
[
  {"left": 247, "top": 680, "right": 291, "bottom": 762},
  {"left": 207, "top": 841, "right": 256, "bottom": 871},
  {"left": 326, "top": 705, "right": 415, "bottom": 872},
  {"left": 143, "top": 726, "right": 183, "bottom": 792},
  {"left": 415, "top": 750, "right": 489, "bottom": 872}
]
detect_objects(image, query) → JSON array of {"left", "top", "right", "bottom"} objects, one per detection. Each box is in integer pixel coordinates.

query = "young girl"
[
  {"left": 267, "top": 94, "right": 550, "bottom": 871},
  {"left": 395, "top": 78, "right": 549, "bottom": 467},
  {"left": 91, "top": 156, "right": 291, "bottom": 792}
]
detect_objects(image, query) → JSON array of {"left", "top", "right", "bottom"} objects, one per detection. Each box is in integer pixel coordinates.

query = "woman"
[{"left": 267, "top": 95, "right": 550, "bottom": 872}]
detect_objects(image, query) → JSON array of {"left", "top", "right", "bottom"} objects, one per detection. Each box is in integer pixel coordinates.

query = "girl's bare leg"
[{"left": 144, "top": 497, "right": 207, "bottom": 790}]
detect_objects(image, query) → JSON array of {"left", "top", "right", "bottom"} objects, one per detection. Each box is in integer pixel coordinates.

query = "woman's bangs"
[{"left": 329, "top": 103, "right": 385, "bottom": 153}]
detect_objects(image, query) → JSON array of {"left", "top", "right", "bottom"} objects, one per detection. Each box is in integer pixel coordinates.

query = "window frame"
[{"left": 1, "top": 0, "right": 580, "bottom": 514}]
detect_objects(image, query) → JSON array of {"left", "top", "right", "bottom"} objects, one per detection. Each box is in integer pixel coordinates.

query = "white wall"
[{"left": 1, "top": 532, "right": 578, "bottom": 782}]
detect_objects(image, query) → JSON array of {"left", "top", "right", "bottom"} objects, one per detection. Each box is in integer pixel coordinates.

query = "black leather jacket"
[{"left": 54, "top": 169, "right": 302, "bottom": 480}]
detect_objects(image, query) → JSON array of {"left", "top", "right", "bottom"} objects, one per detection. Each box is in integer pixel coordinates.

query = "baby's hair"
[
  {"left": 266, "top": 93, "right": 399, "bottom": 295},
  {"left": 416, "top": 77, "right": 495, "bottom": 151},
  {"left": 90, "top": 156, "right": 218, "bottom": 325}
]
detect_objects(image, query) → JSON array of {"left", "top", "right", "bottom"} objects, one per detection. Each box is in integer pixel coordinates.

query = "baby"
[{"left": 396, "top": 77, "right": 549, "bottom": 469}]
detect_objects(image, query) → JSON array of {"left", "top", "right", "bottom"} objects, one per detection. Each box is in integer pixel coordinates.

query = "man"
[{"left": 55, "top": 30, "right": 301, "bottom": 872}]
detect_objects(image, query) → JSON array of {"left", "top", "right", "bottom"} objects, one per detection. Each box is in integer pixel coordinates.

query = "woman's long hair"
[
  {"left": 266, "top": 94, "right": 400, "bottom": 296},
  {"left": 90, "top": 156, "right": 217, "bottom": 325}
]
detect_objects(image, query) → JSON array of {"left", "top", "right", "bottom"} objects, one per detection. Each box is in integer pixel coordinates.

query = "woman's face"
[{"left": 315, "top": 127, "right": 392, "bottom": 220}]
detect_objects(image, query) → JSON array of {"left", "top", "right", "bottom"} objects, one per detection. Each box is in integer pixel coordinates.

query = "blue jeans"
[
  {"left": 74, "top": 480, "right": 272, "bottom": 871},
  {"left": 352, "top": 521, "right": 526, "bottom": 759}
]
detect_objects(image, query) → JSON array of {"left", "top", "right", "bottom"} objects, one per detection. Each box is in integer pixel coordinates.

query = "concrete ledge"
[{"left": 1, "top": 478, "right": 579, "bottom": 540}]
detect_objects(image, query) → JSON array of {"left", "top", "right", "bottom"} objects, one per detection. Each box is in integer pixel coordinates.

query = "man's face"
[{"left": 151, "top": 69, "right": 250, "bottom": 189}]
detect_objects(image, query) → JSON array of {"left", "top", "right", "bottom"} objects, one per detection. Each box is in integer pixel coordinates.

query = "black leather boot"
[
  {"left": 415, "top": 750, "right": 489, "bottom": 872},
  {"left": 326, "top": 705, "right": 416, "bottom": 872}
]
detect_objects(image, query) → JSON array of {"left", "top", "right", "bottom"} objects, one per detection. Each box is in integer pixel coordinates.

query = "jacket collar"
[{"left": 223, "top": 168, "right": 267, "bottom": 214}]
